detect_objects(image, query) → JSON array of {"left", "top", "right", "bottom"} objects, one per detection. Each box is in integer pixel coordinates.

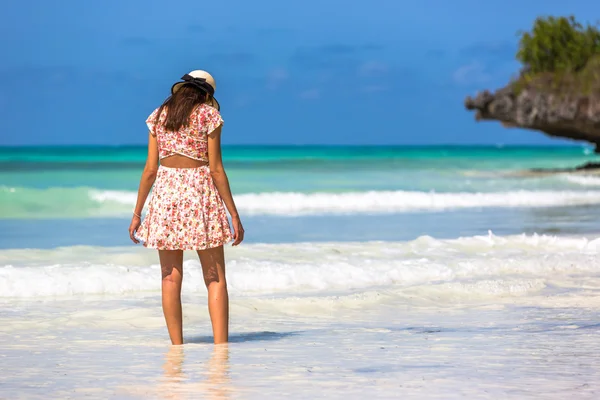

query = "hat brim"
[{"left": 171, "top": 82, "right": 220, "bottom": 111}]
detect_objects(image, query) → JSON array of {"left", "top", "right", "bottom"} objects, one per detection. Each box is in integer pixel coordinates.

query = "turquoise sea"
[
  {"left": 2, "top": 145, "right": 600, "bottom": 246},
  {"left": 2, "top": 145, "right": 600, "bottom": 399}
]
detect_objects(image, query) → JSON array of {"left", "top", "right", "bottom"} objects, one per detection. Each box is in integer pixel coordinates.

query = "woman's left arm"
[{"left": 129, "top": 133, "right": 159, "bottom": 243}]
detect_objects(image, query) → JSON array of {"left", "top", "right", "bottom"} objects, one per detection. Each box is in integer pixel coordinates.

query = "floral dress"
[{"left": 135, "top": 104, "right": 233, "bottom": 250}]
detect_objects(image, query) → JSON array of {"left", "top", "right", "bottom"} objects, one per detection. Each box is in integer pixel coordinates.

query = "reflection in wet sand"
[
  {"left": 205, "top": 344, "right": 231, "bottom": 399},
  {"left": 159, "top": 346, "right": 186, "bottom": 400},
  {"left": 159, "top": 344, "right": 231, "bottom": 400}
]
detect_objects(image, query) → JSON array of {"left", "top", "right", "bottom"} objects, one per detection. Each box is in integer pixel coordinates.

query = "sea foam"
[
  {"left": 563, "top": 174, "right": 600, "bottom": 187},
  {"left": 5, "top": 185, "right": 600, "bottom": 218},
  {"left": 1, "top": 233, "right": 599, "bottom": 299}
]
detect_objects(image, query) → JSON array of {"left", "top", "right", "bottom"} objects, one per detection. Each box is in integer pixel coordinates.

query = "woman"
[{"left": 128, "top": 70, "right": 244, "bottom": 345}]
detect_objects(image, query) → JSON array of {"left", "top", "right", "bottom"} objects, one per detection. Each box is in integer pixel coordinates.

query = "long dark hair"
[{"left": 154, "top": 84, "right": 210, "bottom": 133}]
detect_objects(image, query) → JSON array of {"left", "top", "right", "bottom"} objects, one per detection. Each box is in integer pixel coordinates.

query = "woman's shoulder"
[
  {"left": 194, "top": 104, "right": 222, "bottom": 122},
  {"left": 195, "top": 103, "right": 221, "bottom": 116},
  {"left": 145, "top": 106, "right": 163, "bottom": 133},
  {"left": 194, "top": 104, "right": 223, "bottom": 132}
]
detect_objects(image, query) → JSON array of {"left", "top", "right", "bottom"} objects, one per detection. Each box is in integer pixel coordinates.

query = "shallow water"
[
  {"left": 2, "top": 294, "right": 600, "bottom": 399},
  {"left": 2, "top": 234, "right": 600, "bottom": 398}
]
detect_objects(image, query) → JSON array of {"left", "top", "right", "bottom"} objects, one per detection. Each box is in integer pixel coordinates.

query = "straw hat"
[{"left": 171, "top": 70, "right": 220, "bottom": 111}]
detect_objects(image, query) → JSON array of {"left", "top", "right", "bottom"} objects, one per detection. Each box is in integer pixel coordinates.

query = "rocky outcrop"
[{"left": 465, "top": 84, "right": 600, "bottom": 152}]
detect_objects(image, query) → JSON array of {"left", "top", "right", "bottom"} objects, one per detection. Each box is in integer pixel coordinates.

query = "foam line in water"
[
  {"left": 5, "top": 186, "right": 600, "bottom": 218},
  {"left": 233, "top": 190, "right": 600, "bottom": 215},
  {"left": 562, "top": 175, "right": 600, "bottom": 186},
  {"left": 1, "top": 232, "right": 599, "bottom": 299}
]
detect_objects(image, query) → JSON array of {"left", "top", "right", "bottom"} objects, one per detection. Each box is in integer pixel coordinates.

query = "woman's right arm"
[
  {"left": 129, "top": 132, "right": 159, "bottom": 243},
  {"left": 207, "top": 125, "right": 244, "bottom": 246}
]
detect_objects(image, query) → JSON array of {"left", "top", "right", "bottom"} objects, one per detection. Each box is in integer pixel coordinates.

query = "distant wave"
[
  {"left": 4, "top": 185, "right": 600, "bottom": 218},
  {"left": 562, "top": 174, "right": 600, "bottom": 187},
  {"left": 230, "top": 190, "right": 600, "bottom": 215},
  {"left": 1, "top": 233, "right": 599, "bottom": 298}
]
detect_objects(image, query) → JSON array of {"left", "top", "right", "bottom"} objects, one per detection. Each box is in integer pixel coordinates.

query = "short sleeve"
[
  {"left": 204, "top": 107, "right": 224, "bottom": 134},
  {"left": 145, "top": 108, "right": 159, "bottom": 135}
]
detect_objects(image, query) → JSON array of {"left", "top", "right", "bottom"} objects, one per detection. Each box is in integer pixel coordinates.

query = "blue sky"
[{"left": 0, "top": 0, "right": 598, "bottom": 146}]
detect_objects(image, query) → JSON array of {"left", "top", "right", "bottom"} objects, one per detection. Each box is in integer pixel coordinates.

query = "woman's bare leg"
[
  {"left": 158, "top": 250, "right": 184, "bottom": 345},
  {"left": 197, "top": 246, "right": 229, "bottom": 344}
]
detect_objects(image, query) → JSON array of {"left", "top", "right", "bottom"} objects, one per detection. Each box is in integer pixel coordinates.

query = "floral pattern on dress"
[
  {"left": 146, "top": 104, "right": 223, "bottom": 162},
  {"left": 136, "top": 165, "right": 233, "bottom": 250}
]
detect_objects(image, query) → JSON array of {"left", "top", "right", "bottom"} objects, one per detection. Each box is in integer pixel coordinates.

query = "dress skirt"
[{"left": 136, "top": 165, "right": 232, "bottom": 250}]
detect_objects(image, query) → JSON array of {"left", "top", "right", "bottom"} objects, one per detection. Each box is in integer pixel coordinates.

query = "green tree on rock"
[{"left": 517, "top": 16, "right": 600, "bottom": 75}]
